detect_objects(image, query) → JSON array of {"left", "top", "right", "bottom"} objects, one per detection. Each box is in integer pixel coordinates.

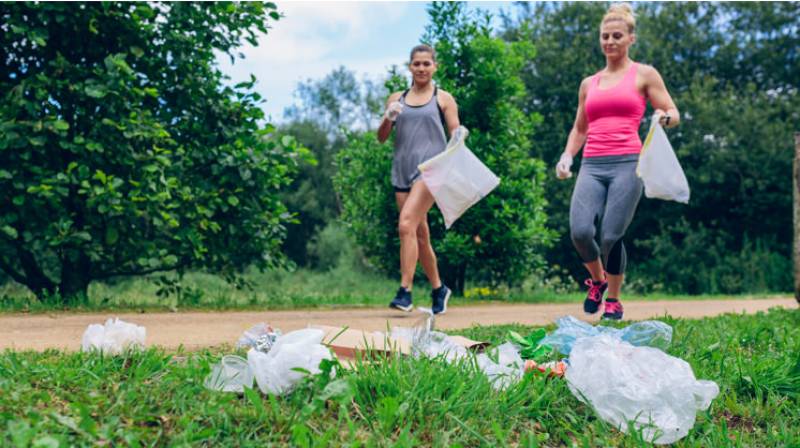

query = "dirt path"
[{"left": 0, "top": 298, "right": 795, "bottom": 351}]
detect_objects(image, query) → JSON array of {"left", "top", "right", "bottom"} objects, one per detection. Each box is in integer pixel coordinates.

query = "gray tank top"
[{"left": 391, "top": 88, "right": 447, "bottom": 189}]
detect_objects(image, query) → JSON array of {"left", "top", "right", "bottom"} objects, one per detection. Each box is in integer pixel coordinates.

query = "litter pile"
[{"left": 80, "top": 312, "right": 718, "bottom": 444}]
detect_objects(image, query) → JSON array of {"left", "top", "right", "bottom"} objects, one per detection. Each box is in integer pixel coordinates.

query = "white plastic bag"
[
  {"left": 566, "top": 335, "right": 719, "bottom": 445},
  {"left": 418, "top": 126, "right": 500, "bottom": 228},
  {"left": 81, "top": 318, "right": 146, "bottom": 354},
  {"left": 204, "top": 355, "right": 254, "bottom": 393},
  {"left": 247, "top": 328, "right": 332, "bottom": 396},
  {"left": 475, "top": 342, "right": 525, "bottom": 390},
  {"left": 636, "top": 114, "right": 690, "bottom": 203}
]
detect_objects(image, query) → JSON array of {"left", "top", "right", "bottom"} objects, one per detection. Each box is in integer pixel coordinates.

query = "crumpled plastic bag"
[
  {"left": 636, "top": 114, "right": 690, "bottom": 203},
  {"left": 81, "top": 318, "right": 146, "bottom": 354},
  {"left": 418, "top": 126, "right": 500, "bottom": 228},
  {"left": 540, "top": 316, "right": 672, "bottom": 355},
  {"left": 247, "top": 328, "right": 332, "bottom": 396},
  {"left": 476, "top": 342, "right": 525, "bottom": 390},
  {"left": 566, "top": 334, "right": 719, "bottom": 445},
  {"left": 204, "top": 355, "right": 254, "bottom": 393}
]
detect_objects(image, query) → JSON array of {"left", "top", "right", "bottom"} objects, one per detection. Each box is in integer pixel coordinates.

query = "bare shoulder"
[
  {"left": 578, "top": 76, "right": 593, "bottom": 95},
  {"left": 387, "top": 91, "right": 403, "bottom": 103},
  {"left": 437, "top": 88, "right": 457, "bottom": 105},
  {"left": 637, "top": 63, "right": 662, "bottom": 81}
]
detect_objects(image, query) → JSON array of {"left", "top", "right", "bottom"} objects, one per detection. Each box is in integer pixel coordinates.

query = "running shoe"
[
  {"left": 389, "top": 287, "right": 413, "bottom": 312},
  {"left": 602, "top": 299, "right": 624, "bottom": 320},
  {"left": 583, "top": 278, "right": 608, "bottom": 314},
  {"left": 431, "top": 285, "right": 451, "bottom": 315}
]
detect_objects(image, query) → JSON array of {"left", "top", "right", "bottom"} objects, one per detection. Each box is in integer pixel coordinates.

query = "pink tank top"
[{"left": 583, "top": 62, "right": 646, "bottom": 158}]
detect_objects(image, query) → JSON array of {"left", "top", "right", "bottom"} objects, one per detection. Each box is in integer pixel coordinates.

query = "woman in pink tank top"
[{"left": 554, "top": 3, "right": 681, "bottom": 320}]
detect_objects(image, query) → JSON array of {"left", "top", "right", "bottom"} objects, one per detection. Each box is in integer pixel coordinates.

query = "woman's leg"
[
  {"left": 397, "top": 181, "right": 436, "bottom": 289},
  {"left": 395, "top": 192, "right": 441, "bottom": 289},
  {"left": 599, "top": 161, "right": 643, "bottom": 319},
  {"left": 570, "top": 166, "right": 608, "bottom": 281}
]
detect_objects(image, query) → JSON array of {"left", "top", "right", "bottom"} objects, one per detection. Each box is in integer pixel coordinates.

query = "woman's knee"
[
  {"left": 398, "top": 215, "right": 418, "bottom": 238},
  {"left": 570, "top": 226, "right": 595, "bottom": 249}
]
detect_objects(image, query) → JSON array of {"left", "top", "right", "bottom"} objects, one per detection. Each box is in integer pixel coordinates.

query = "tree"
[
  {"left": 334, "top": 3, "right": 554, "bottom": 295},
  {"left": 279, "top": 67, "right": 388, "bottom": 267},
  {"left": 0, "top": 2, "right": 308, "bottom": 302}
]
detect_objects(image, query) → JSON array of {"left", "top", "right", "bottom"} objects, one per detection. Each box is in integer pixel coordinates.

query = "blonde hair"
[{"left": 602, "top": 3, "right": 636, "bottom": 33}]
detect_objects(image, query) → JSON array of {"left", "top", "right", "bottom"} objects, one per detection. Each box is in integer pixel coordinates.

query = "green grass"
[
  {"left": 0, "top": 266, "right": 791, "bottom": 314},
  {"left": 2, "top": 308, "right": 798, "bottom": 446}
]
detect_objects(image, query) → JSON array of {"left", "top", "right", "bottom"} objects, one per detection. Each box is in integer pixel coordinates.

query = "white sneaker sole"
[{"left": 434, "top": 289, "right": 451, "bottom": 315}]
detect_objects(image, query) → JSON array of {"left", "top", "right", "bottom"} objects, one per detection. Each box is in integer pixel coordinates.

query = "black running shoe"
[
  {"left": 602, "top": 298, "right": 624, "bottom": 320},
  {"left": 583, "top": 278, "right": 608, "bottom": 314},
  {"left": 389, "top": 287, "right": 413, "bottom": 312},
  {"left": 431, "top": 285, "right": 451, "bottom": 315}
]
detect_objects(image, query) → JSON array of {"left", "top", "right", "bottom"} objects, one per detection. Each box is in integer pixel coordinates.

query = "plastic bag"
[
  {"left": 204, "top": 355, "right": 254, "bottom": 393},
  {"left": 418, "top": 126, "right": 500, "bottom": 228},
  {"left": 540, "top": 316, "right": 672, "bottom": 356},
  {"left": 247, "top": 328, "right": 332, "bottom": 396},
  {"left": 81, "top": 318, "right": 146, "bottom": 354},
  {"left": 476, "top": 342, "right": 525, "bottom": 390},
  {"left": 566, "top": 335, "right": 719, "bottom": 444},
  {"left": 636, "top": 114, "right": 690, "bottom": 203}
]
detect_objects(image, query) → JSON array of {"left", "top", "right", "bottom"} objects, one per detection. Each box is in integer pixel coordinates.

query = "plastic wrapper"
[
  {"left": 636, "top": 114, "right": 690, "bottom": 203},
  {"left": 541, "top": 316, "right": 672, "bottom": 355},
  {"left": 566, "top": 335, "right": 719, "bottom": 444},
  {"left": 247, "top": 328, "right": 332, "bottom": 396},
  {"left": 391, "top": 311, "right": 469, "bottom": 362},
  {"left": 475, "top": 342, "right": 525, "bottom": 390},
  {"left": 81, "top": 318, "right": 146, "bottom": 354},
  {"left": 237, "top": 323, "right": 281, "bottom": 352},
  {"left": 418, "top": 126, "right": 500, "bottom": 228},
  {"left": 204, "top": 355, "right": 254, "bottom": 393}
]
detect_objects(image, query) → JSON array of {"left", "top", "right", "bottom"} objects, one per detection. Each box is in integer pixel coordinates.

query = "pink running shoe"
[
  {"left": 602, "top": 299, "right": 624, "bottom": 320},
  {"left": 583, "top": 278, "right": 607, "bottom": 314}
]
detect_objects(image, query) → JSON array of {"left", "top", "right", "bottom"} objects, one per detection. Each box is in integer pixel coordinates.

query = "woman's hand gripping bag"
[
  {"left": 636, "top": 114, "right": 690, "bottom": 203},
  {"left": 418, "top": 126, "right": 500, "bottom": 228}
]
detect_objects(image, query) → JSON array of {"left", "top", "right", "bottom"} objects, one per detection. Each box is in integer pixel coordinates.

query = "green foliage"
[
  {"left": 1, "top": 309, "right": 799, "bottom": 445},
  {"left": 0, "top": 2, "right": 307, "bottom": 302},
  {"left": 279, "top": 68, "right": 389, "bottom": 266},
  {"left": 505, "top": 2, "right": 798, "bottom": 293},
  {"left": 335, "top": 3, "right": 554, "bottom": 294},
  {"left": 332, "top": 132, "right": 399, "bottom": 275}
]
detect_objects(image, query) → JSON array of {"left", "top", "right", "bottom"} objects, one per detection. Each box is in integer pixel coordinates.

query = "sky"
[{"left": 215, "top": 1, "right": 516, "bottom": 123}]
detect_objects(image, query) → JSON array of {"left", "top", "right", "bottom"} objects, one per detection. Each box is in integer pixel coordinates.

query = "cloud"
[{"left": 216, "top": 2, "right": 414, "bottom": 121}]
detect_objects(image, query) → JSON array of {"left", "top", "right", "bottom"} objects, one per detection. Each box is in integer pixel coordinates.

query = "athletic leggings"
[{"left": 569, "top": 154, "right": 643, "bottom": 275}]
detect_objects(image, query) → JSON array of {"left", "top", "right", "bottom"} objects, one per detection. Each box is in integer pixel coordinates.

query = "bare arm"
[
  {"left": 563, "top": 77, "right": 591, "bottom": 158},
  {"left": 438, "top": 90, "right": 460, "bottom": 135},
  {"left": 643, "top": 65, "right": 680, "bottom": 128},
  {"left": 377, "top": 92, "right": 402, "bottom": 143}
]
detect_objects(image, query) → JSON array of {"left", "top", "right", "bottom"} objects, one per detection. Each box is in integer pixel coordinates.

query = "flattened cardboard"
[
  {"left": 311, "top": 325, "right": 489, "bottom": 361},
  {"left": 311, "top": 325, "right": 412, "bottom": 359},
  {"left": 447, "top": 335, "right": 490, "bottom": 352}
]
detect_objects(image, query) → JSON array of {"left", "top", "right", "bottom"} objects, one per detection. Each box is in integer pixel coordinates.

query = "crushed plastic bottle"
[{"left": 540, "top": 316, "right": 673, "bottom": 355}]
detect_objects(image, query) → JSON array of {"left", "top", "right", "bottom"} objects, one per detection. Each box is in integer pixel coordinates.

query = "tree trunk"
[
  {"left": 794, "top": 132, "right": 800, "bottom": 304},
  {"left": 59, "top": 251, "right": 91, "bottom": 305},
  {"left": 441, "top": 262, "right": 467, "bottom": 296}
]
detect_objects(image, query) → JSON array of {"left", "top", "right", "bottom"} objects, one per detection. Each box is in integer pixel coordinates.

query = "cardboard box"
[
  {"left": 312, "top": 325, "right": 412, "bottom": 359},
  {"left": 311, "top": 325, "right": 489, "bottom": 362}
]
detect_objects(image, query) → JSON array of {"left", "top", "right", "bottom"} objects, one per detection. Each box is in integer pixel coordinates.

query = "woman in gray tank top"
[{"left": 376, "top": 44, "right": 460, "bottom": 315}]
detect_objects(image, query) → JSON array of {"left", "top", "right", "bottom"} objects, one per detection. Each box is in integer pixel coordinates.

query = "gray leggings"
[{"left": 570, "top": 154, "right": 643, "bottom": 275}]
